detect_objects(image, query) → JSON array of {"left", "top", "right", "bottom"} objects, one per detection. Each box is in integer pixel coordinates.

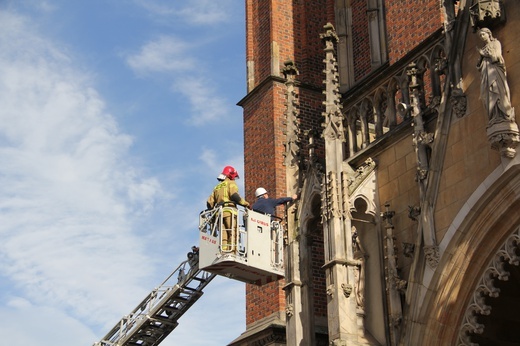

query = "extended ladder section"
[{"left": 93, "top": 248, "right": 216, "bottom": 346}]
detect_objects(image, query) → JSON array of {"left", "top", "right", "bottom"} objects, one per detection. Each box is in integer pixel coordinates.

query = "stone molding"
[{"left": 457, "top": 226, "right": 520, "bottom": 345}]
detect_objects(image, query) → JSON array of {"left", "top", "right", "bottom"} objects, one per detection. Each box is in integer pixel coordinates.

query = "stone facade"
[{"left": 233, "top": 1, "right": 520, "bottom": 345}]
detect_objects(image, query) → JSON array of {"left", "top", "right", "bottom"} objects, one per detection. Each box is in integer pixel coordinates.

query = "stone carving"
[
  {"left": 322, "top": 172, "right": 341, "bottom": 222},
  {"left": 393, "top": 276, "right": 408, "bottom": 293},
  {"left": 352, "top": 227, "right": 367, "bottom": 308},
  {"left": 476, "top": 27, "right": 520, "bottom": 158},
  {"left": 382, "top": 202, "right": 404, "bottom": 345},
  {"left": 341, "top": 283, "right": 352, "bottom": 298},
  {"left": 330, "top": 339, "right": 348, "bottom": 346},
  {"left": 347, "top": 158, "right": 376, "bottom": 194},
  {"left": 403, "top": 242, "right": 416, "bottom": 258},
  {"left": 390, "top": 315, "right": 402, "bottom": 329},
  {"left": 414, "top": 131, "right": 435, "bottom": 181},
  {"left": 450, "top": 87, "right": 468, "bottom": 118},
  {"left": 458, "top": 227, "right": 520, "bottom": 345},
  {"left": 423, "top": 245, "right": 439, "bottom": 269},
  {"left": 434, "top": 55, "right": 448, "bottom": 76},
  {"left": 470, "top": 0, "right": 505, "bottom": 31},
  {"left": 304, "top": 129, "right": 320, "bottom": 167},
  {"left": 326, "top": 284, "right": 335, "bottom": 297},
  {"left": 285, "top": 303, "right": 294, "bottom": 317},
  {"left": 282, "top": 60, "right": 301, "bottom": 169},
  {"left": 477, "top": 28, "right": 515, "bottom": 124},
  {"left": 408, "top": 205, "right": 421, "bottom": 221},
  {"left": 407, "top": 63, "right": 434, "bottom": 182},
  {"left": 320, "top": 23, "right": 345, "bottom": 143}
]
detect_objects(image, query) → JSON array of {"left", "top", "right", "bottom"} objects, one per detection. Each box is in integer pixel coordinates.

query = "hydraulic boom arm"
[{"left": 94, "top": 247, "right": 215, "bottom": 346}]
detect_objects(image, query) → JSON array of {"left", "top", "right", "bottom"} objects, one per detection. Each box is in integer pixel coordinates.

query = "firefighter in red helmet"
[{"left": 207, "top": 166, "right": 250, "bottom": 252}]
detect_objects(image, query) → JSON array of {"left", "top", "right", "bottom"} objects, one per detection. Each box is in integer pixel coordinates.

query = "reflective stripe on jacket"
[{"left": 207, "top": 178, "right": 249, "bottom": 213}]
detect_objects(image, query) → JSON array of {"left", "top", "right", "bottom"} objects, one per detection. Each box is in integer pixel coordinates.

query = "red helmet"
[{"left": 222, "top": 166, "right": 239, "bottom": 180}]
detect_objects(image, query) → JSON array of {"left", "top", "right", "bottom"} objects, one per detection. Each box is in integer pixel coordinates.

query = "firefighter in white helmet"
[{"left": 252, "top": 187, "right": 298, "bottom": 217}]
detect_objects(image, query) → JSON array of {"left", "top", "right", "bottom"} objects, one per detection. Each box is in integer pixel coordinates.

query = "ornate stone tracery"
[
  {"left": 321, "top": 23, "right": 345, "bottom": 144},
  {"left": 342, "top": 37, "right": 447, "bottom": 158},
  {"left": 470, "top": 0, "right": 506, "bottom": 31},
  {"left": 283, "top": 60, "right": 301, "bottom": 170},
  {"left": 347, "top": 158, "right": 376, "bottom": 195},
  {"left": 457, "top": 227, "right": 520, "bottom": 346}
]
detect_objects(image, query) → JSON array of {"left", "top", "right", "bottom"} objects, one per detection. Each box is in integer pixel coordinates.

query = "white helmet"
[{"left": 255, "top": 187, "right": 267, "bottom": 198}]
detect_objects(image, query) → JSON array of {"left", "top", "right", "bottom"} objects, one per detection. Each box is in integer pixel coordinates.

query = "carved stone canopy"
[
  {"left": 470, "top": 0, "right": 506, "bottom": 31},
  {"left": 486, "top": 121, "right": 520, "bottom": 158}
]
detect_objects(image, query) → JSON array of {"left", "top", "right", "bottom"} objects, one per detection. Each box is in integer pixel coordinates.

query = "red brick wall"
[
  {"left": 352, "top": 0, "right": 371, "bottom": 81},
  {"left": 311, "top": 224, "right": 327, "bottom": 318},
  {"left": 243, "top": 0, "right": 332, "bottom": 327},
  {"left": 295, "top": 1, "right": 336, "bottom": 87},
  {"left": 348, "top": 0, "right": 442, "bottom": 80},
  {"left": 243, "top": 80, "right": 288, "bottom": 325},
  {"left": 385, "top": 0, "right": 441, "bottom": 64},
  {"left": 246, "top": 0, "right": 273, "bottom": 84}
]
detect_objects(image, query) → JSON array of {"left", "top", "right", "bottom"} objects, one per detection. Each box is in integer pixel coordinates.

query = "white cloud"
[
  {"left": 173, "top": 77, "right": 229, "bottom": 126},
  {"left": 199, "top": 147, "right": 244, "bottom": 177},
  {"left": 126, "top": 36, "right": 231, "bottom": 126},
  {"left": 134, "top": 0, "right": 232, "bottom": 25},
  {"left": 0, "top": 9, "right": 164, "bottom": 332},
  {"left": 0, "top": 6, "right": 247, "bottom": 346},
  {"left": 126, "top": 35, "right": 196, "bottom": 75},
  {"left": 0, "top": 302, "right": 97, "bottom": 346},
  {"left": 199, "top": 147, "right": 219, "bottom": 171}
]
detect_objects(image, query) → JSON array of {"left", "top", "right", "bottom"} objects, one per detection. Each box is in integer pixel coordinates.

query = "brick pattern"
[
  {"left": 311, "top": 225, "right": 327, "bottom": 317},
  {"left": 246, "top": 280, "right": 286, "bottom": 325},
  {"left": 243, "top": 0, "right": 331, "bottom": 326},
  {"left": 246, "top": 0, "right": 275, "bottom": 84},
  {"left": 385, "top": 0, "right": 441, "bottom": 64},
  {"left": 243, "top": 81, "right": 285, "bottom": 324},
  {"left": 351, "top": 0, "right": 371, "bottom": 81}
]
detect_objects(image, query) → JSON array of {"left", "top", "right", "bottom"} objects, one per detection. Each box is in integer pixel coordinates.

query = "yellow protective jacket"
[{"left": 207, "top": 178, "right": 249, "bottom": 210}]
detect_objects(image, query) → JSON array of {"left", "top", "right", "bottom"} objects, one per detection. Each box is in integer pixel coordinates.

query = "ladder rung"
[
  {"left": 172, "top": 295, "right": 189, "bottom": 301},
  {"left": 93, "top": 255, "right": 216, "bottom": 346},
  {"left": 149, "top": 315, "right": 178, "bottom": 326}
]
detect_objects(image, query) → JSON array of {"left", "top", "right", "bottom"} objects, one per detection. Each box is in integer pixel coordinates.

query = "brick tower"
[{"left": 234, "top": 1, "right": 334, "bottom": 344}]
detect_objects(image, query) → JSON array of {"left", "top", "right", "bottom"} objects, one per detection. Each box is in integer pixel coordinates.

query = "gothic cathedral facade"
[{"left": 234, "top": 1, "right": 520, "bottom": 345}]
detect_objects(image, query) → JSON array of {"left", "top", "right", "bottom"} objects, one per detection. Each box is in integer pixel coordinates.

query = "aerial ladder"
[
  {"left": 93, "top": 246, "right": 215, "bottom": 346},
  {"left": 94, "top": 206, "right": 284, "bottom": 346}
]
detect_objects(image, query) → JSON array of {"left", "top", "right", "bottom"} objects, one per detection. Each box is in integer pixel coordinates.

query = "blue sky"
[{"left": 0, "top": 1, "right": 248, "bottom": 345}]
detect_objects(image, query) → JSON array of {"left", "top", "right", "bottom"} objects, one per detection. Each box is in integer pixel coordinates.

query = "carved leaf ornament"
[{"left": 458, "top": 227, "right": 520, "bottom": 345}]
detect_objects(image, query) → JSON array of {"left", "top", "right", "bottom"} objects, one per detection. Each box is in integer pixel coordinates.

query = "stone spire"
[
  {"left": 281, "top": 60, "right": 307, "bottom": 346},
  {"left": 320, "top": 23, "right": 359, "bottom": 345}
]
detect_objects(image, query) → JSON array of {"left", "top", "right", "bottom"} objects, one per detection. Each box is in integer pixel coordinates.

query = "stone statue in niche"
[
  {"left": 476, "top": 27, "right": 520, "bottom": 158},
  {"left": 476, "top": 27, "right": 515, "bottom": 125},
  {"left": 352, "top": 227, "right": 367, "bottom": 309}
]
